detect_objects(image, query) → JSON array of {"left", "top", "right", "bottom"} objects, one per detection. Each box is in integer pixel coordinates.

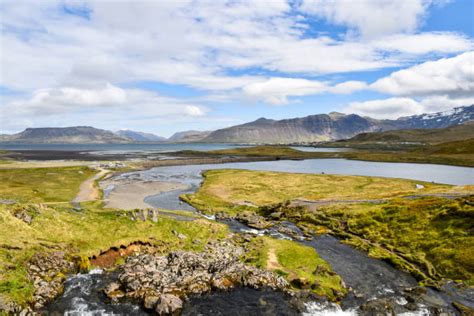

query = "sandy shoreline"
[{"left": 102, "top": 180, "right": 188, "bottom": 210}]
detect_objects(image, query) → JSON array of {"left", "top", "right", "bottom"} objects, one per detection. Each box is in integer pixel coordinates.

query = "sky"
[{"left": 0, "top": 0, "right": 473, "bottom": 137}]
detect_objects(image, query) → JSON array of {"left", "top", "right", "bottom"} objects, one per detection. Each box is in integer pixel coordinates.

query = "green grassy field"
[
  {"left": 242, "top": 236, "right": 346, "bottom": 301},
  {"left": 0, "top": 166, "right": 96, "bottom": 203},
  {"left": 0, "top": 166, "right": 227, "bottom": 306},
  {"left": 183, "top": 169, "right": 474, "bottom": 286},
  {"left": 181, "top": 169, "right": 466, "bottom": 214}
]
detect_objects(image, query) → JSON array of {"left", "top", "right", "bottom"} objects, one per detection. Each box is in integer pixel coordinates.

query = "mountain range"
[
  {"left": 1, "top": 105, "right": 472, "bottom": 144},
  {"left": 202, "top": 105, "right": 474, "bottom": 143}
]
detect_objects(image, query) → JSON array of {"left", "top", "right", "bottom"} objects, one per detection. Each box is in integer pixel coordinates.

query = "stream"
[{"left": 47, "top": 159, "right": 473, "bottom": 315}]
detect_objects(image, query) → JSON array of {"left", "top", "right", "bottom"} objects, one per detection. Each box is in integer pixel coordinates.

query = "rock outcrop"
[
  {"left": 28, "top": 251, "right": 76, "bottom": 309},
  {"left": 104, "top": 239, "right": 288, "bottom": 314}
]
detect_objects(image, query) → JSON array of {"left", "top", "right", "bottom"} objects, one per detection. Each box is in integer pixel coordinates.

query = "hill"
[
  {"left": 345, "top": 121, "right": 474, "bottom": 145},
  {"left": 115, "top": 130, "right": 166, "bottom": 142},
  {"left": 168, "top": 130, "right": 212, "bottom": 142},
  {"left": 0, "top": 126, "right": 131, "bottom": 144}
]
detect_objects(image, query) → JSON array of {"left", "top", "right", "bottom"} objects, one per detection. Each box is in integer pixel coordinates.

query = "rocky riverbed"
[{"left": 41, "top": 237, "right": 318, "bottom": 315}]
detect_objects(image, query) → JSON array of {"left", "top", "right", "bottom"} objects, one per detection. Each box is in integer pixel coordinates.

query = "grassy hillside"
[
  {"left": 329, "top": 121, "right": 474, "bottom": 146},
  {"left": 183, "top": 169, "right": 474, "bottom": 285},
  {"left": 0, "top": 166, "right": 227, "bottom": 306}
]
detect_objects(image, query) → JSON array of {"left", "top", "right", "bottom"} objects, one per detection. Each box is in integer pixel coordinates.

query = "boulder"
[
  {"left": 15, "top": 210, "right": 32, "bottom": 224},
  {"left": 150, "top": 209, "right": 159, "bottom": 223},
  {"left": 235, "top": 211, "right": 272, "bottom": 229},
  {"left": 155, "top": 294, "right": 182, "bottom": 315},
  {"left": 27, "top": 251, "right": 76, "bottom": 309},
  {"left": 144, "top": 295, "right": 160, "bottom": 310}
]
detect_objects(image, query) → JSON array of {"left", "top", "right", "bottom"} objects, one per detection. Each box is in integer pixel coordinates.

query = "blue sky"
[{"left": 1, "top": 0, "right": 473, "bottom": 137}]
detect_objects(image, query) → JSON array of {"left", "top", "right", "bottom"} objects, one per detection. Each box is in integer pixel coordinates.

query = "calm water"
[
  {"left": 0, "top": 142, "right": 247, "bottom": 152},
  {"left": 118, "top": 158, "right": 474, "bottom": 213},
  {"left": 125, "top": 158, "right": 473, "bottom": 188},
  {"left": 0, "top": 142, "right": 350, "bottom": 154}
]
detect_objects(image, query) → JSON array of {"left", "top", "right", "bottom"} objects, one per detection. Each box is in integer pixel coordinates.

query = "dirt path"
[
  {"left": 73, "top": 168, "right": 109, "bottom": 203},
  {"left": 267, "top": 247, "right": 280, "bottom": 270}
]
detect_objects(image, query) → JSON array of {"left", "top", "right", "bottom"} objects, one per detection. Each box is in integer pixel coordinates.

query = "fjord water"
[
  {"left": 0, "top": 142, "right": 248, "bottom": 152},
  {"left": 0, "top": 143, "right": 355, "bottom": 153}
]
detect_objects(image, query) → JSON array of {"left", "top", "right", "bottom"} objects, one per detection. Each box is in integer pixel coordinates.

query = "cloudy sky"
[{"left": 1, "top": 0, "right": 473, "bottom": 136}]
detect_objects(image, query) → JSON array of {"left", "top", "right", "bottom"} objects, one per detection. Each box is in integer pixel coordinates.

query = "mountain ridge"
[
  {"left": 202, "top": 105, "right": 474, "bottom": 144},
  {"left": 1, "top": 105, "right": 472, "bottom": 144}
]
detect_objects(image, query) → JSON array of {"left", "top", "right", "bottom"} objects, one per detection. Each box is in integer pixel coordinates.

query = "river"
[{"left": 47, "top": 159, "right": 473, "bottom": 315}]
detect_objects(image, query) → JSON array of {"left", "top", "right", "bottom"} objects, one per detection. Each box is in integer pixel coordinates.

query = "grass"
[
  {"left": 337, "top": 122, "right": 474, "bottom": 145},
  {"left": 177, "top": 145, "right": 474, "bottom": 167},
  {"left": 280, "top": 197, "right": 474, "bottom": 286},
  {"left": 181, "top": 169, "right": 465, "bottom": 215},
  {"left": 0, "top": 166, "right": 228, "bottom": 306},
  {"left": 242, "top": 236, "right": 346, "bottom": 301},
  {"left": 0, "top": 166, "right": 96, "bottom": 203},
  {"left": 183, "top": 169, "right": 474, "bottom": 286},
  {"left": 0, "top": 203, "right": 227, "bottom": 305}
]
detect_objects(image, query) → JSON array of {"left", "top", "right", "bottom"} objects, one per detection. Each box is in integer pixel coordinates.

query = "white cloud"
[
  {"left": 242, "top": 77, "right": 327, "bottom": 105},
  {"left": 419, "top": 95, "right": 474, "bottom": 113},
  {"left": 300, "top": 0, "right": 432, "bottom": 38},
  {"left": 344, "top": 95, "right": 474, "bottom": 119},
  {"left": 371, "top": 51, "right": 474, "bottom": 96},
  {"left": 0, "top": 84, "right": 210, "bottom": 131},
  {"left": 1, "top": 0, "right": 471, "bottom": 94},
  {"left": 372, "top": 32, "right": 472, "bottom": 54},
  {"left": 329, "top": 81, "right": 368, "bottom": 94},
  {"left": 242, "top": 78, "right": 368, "bottom": 105},
  {"left": 344, "top": 97, "right": 424, "bottom": 119},
  {"left": 0, "top": 0, "right": 473, "bottom": 132},
  {"left": 184, "top": 105, "right": 207, "bottom": 117}
]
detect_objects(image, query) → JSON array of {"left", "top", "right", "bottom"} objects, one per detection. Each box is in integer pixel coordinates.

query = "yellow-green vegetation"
[
  {"left": 0, "top": 203, "right": 227, "bottom": 305},
  {"left": 181, "top": 169, "right": 465, "bottom": 214},
  {"left": 208, "top": 145, "right": 320, "bottom": 158},
  {"left": 0, "top": 166, "right": 96, "bottom": 203},
  {"left": 179, "top": 144, "right": 474, "bottom": 167},
  {"left": 343, "top": 147, "right": 474, "bottom": 168},
  {"left": 242, "top": 236, "right": 346, "bottom": 301},
  {"left": 0, "top": 166, "right": 227, "bottom": 306},
  {"left": 267, "top": 197, "right": 474, "bottom": 286},
  {"left": 183, "top": 169, "right": 474, "bottom": 286}
]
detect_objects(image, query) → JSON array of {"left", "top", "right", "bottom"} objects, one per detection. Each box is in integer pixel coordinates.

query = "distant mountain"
[
  {"left": 344, "top": 120, "right": 474, "bottom": 144},
  {"left": 115, "top": 130, "right": 166, "bottom": 142},
  {"left": 397, "top": 105, "right": 474, "bottom": 129},
  {"left": 1, "top": 126, "right": 131, "bottom": 144},
  {"left": 168, "top": 130, "right": 212, "bottom": 142},
  {"left": 1, "top": 105, "right": 472, "bottom": 145},
  {"left": 203, "top": 112, "right": 395, "bottom": 144},
  {"left": 203, "top": 105, "right": 474, "bottom": 144}
]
